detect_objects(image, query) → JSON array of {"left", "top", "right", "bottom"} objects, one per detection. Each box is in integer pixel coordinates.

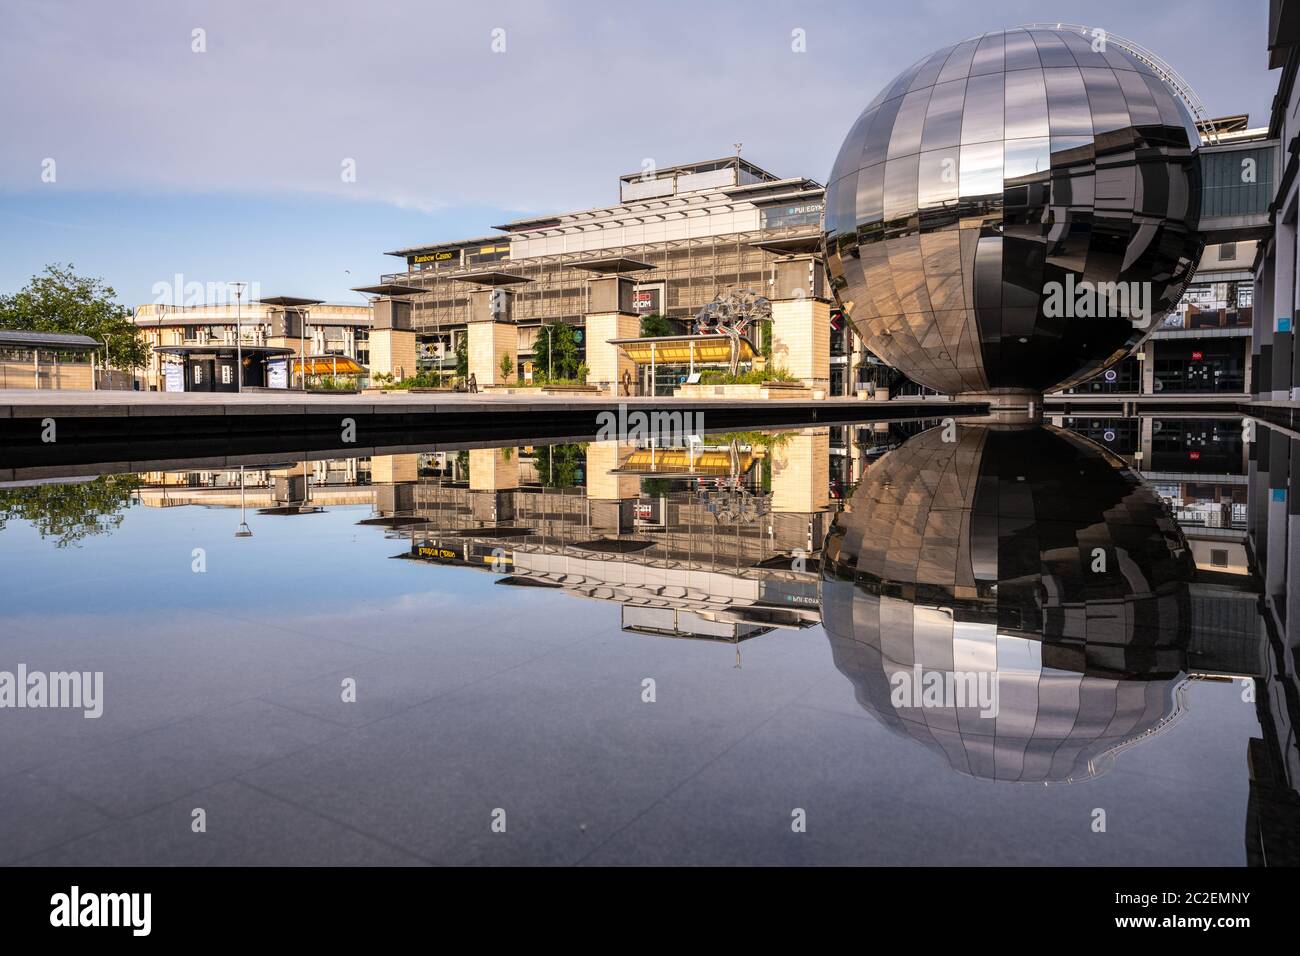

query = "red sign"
[
  {"left": 1191, "top": 350, "right": 1204, "bottom": 361},
  {"left": 1189, "top": 451, "right": 1201, "bottom": 461}
]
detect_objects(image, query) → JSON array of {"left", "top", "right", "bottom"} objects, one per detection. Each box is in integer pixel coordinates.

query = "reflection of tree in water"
[
  {"left": 534, "top": 443, "right": 586, "bottom": 488},
  {"left": 0, "top": 474, "right": 141, "bottom": 547}
]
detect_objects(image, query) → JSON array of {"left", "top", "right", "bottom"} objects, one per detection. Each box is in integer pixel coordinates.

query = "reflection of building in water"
[
  {"left": 821, "top": 423, "right": 1263, "bottom": 783},
  {"left": 1245, "top": 420, "right": 1300, "bottom": 864},
  {"left": 134, "top": 459, "right": 373, "bottom": 511},
  {"left": 1055, "top": 414, "right": 1253, "bottom": 575},
  {"left": 382, "top": 432, "right": 833, "bottom": 641}
]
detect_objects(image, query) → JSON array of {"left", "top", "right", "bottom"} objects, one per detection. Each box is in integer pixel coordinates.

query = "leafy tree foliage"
[{"left": 0, "top": 264, "right": 146, "bottom": 369}]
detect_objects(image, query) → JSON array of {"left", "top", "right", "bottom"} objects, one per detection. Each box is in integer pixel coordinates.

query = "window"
[
  {"left": 1210, "top": 549, "right": 1229, "bottom": 568},
  {"left": 1217, "top": 242, "right": 1237, "bottom": 262}
]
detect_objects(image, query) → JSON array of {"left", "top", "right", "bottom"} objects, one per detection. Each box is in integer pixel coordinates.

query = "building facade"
[
  {"left": 379, "top": 157, "right": 869, "bottom": 388},
  {"left": 130, "top": 301, "right": 372, "bottom": 391}
]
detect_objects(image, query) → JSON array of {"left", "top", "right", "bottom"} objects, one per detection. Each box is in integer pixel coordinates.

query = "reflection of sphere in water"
[
  {"left": 820, "top": 424, "right": 1196, "bottom": 782},
  {"left": 822, "top": 27, "right": 1205, "bottom": 395}
]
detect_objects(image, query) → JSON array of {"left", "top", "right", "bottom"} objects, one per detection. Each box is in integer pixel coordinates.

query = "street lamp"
[{"left": 232, "top": 281, "right": 247, "bottom": 393}]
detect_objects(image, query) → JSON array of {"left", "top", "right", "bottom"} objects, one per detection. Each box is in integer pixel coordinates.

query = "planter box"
[{"left": 674, "top": 382, "right": 812, "bottom": 400}]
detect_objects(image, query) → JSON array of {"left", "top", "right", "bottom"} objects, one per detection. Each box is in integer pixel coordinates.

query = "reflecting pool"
[{"left": 1, "top": 417, "right": 1295, "bottom": 865}]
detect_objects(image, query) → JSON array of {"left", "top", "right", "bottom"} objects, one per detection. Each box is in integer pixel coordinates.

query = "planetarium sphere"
[
  {"left": 819, "top": 423, "right": 1197, "bottom": 782},
  {"left": 823, "top": 27, "right": 1205, "bottom": 395}
]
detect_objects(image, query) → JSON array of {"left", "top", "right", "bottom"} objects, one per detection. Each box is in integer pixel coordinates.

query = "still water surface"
[{"left": 0, "top": 419, "right": 1287, "bottom": 865}]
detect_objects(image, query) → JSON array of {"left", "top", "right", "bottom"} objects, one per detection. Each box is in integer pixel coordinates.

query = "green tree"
[
  {"left": 534, "top": 443, "right": 586, "bottom": 488},
  {"left": 0, "top": 264, "right": 146, "bottom": 370},
  {"left": 532, "top": 321, "right": 581, "bottom": 381},
  {"left": 0, "top": 474, "right": 141, "bottom": 547},
  {"left": 639, "top": 313, "right": 676, "bottom": 338},
  {"left": 500, "top": 351, "right": 514, "bottom": 381},
  {"left": 455, "top": 334, "right": 468, "bottom": 376}
]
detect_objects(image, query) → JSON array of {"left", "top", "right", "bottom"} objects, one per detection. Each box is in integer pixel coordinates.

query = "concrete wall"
[
  {"left": 585, "top": 312, "right": 639, "bottom": 393},
  {"left": 771, "top": 298, "right": 830, "bottom": 390},
  {"left": 0, "top": 359, "right": 94, "bottom": 390},
  {"left": 468, "top": 322, "right": 518, "bottom": 386},
  {"left": 369, "top": 329, "right": 416, "bottom": 380}
]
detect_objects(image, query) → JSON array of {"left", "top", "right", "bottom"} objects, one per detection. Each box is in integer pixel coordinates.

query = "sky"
[{"left": 0, "top": 0, "right": 1276, "bottom": 308}]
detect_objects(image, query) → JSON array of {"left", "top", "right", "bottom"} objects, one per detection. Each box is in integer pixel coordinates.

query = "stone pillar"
[
  {"left": 771, "top": 429, "right": 830, "bottom": 515},
  {"left": 1254, "top": 250, "right": 1274, "bottom": 400},
  {"left": 469, "top": 447, "right": 519, "bottom": 492},
  {"left": 371, "top": 453, "right": 419, "bottom": 484},
  {"left": 369, "top": 297, "right": 416, "bottom": 381},
  {"left": 586, "top": 440, "right": 639, "bottom": 500},
  {"left": 770, "top": 255, "right": 830, "bottom": 392},
  {"left": 1267, "top": 211, "right": 1294, "bottom": 399},
  {"left": 1139, "top": 344, "right": 1155, "bottom": 395},
  {"left": 467, "top": 288, "right": 518, "bottom": 387},
  {"left": 585, "top": 275, "right": 639, "bottom": 394}
]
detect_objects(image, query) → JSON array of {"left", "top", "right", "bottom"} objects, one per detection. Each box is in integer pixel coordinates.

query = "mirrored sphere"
[
  {"left": 820, "top": 424, "right": 1197, "bottom": 782},
  {"left": 823, "top": 27, "right": 1206, "bottom": 395}
]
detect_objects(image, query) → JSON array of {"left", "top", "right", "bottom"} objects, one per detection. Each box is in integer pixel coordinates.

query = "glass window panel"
[
  {"left": 888, "top": 88, "right": 934, "bottom": 160},
  {"left": 1043, "top": 67, "right": 1093, "bottom": 136},
  {"left": 908, "top": 45, "right": 957, "bottom": 92},
  {"left": 1004, "top": 69, "right": 1050, "bottom": 139},
  {"left": 1003, "top": 29, "right": 1041, "bottom": 70},
  {"left": 921, "top": 78, "right": 967, "bottom": 151},
  {"left": 970, "top": 32, "right": 1005, "bottom": 76},
  {"left": 1057, "top": 30, "right": 1110, "bottom": 68},
  {"left": 861, "top": 95, "right": 904, "bottom": 169},
  {"left": 919, "top": 147, "right": 961, "bottom": 209},
  {"left": 826, "top": 169, "right": 858, "bottom": 241},
  {"left": 1029, "top": 31, "right": 1077, "bottom": 68},
  {"left": 1113, "top": 68, "right": 1161, "bottom": 127},
  {"left": 937, "top": 37, "right": 980, "bottom": 83},
  {"left": 884, "top": 55, "right": 930, "bottom": 102},
  {"left": 883, "top": 154, "right": 921, "bottom": 222},
  {"left": 1080, "top": 67, "right": 1130, "bottom": 134},
  {"left": 960, "top": 141, "right": 1004, "bottom": 198},
  {"left": 1004, "top": 137, "right": 1051, "bottom": 182},
  {"left": 855, "top": 163, "right": 885, "bottom": 228},
  {"left": 1111, "top": 46, "right": 1156, "bottom": 77},
  {"left": 961, "top": 72, "right": 1005, "bottom": 145},
  {"left": 1141, "top": 73, "right": 1196, "bottom": 142},
  {"left": 828, "top": 106, "right": 876, "bottom": 185}
]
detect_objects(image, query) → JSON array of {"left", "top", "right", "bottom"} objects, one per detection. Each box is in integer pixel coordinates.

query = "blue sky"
[{"left": 0, "top": 0, "right": 1275, "bottom": 307}]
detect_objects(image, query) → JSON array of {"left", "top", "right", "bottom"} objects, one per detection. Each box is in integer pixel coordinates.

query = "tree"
[
  {"left": 500, "top": 351, "right": 514, "bottom": 381},
  {"left": 639, "top": 313, "right": 676, "bottom": 338},
  {"left": 535, "top": 443, "right": 586, "bottom": 488},
  {"left": 0, "top": 264, "right": 146, "bottom": 370},
  {"left": 532, "top": 321, "right": 581, "bottom": 382},
  {"left": 0, "top": 474, "right": 141, "bottom": 547},
  {"left": 455, "top": 334, "right": 468, "bottom": 376}
]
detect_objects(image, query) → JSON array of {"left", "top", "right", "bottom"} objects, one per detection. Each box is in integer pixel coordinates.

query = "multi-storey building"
[
  {"left": 379, "top": 157, "right": 859, "bottom": 385},
  {"left": 130, "top": 301, "right": 373, "bottom": 391}
]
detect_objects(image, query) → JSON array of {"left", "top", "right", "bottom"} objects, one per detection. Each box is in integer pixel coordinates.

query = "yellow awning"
[
  {"left": 293, "top": 355, "right": 368, "bottom": 375},
  {"left": 620, "top": 449, "right": 753, "bottom": 476},
  {"left": 615, "top": 336, "right": 756, "bottom": 366}
]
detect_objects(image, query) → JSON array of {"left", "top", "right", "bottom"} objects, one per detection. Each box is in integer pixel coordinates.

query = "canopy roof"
[
  {"left": 294, "top": 355, "right": 368, "bottom": 375},
  {"left": 608, "top": 334, "right": 757, "bottom": 366}
]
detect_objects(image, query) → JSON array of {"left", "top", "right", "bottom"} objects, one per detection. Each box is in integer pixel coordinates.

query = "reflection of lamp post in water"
[{"left": 235, "top": 465, "right": 253, "bottom": 537}]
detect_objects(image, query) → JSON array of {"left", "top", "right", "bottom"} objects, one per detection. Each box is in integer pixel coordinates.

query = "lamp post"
[
  {"left": 235, "top": 465, "right": 253, "bottom": 537},
  {"left": 232, "top": 281, "right": 247, "bottom": 393}
]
